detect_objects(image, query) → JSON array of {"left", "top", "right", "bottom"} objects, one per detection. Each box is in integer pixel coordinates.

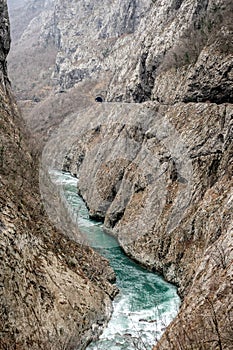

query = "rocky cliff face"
[
  {"left": 52, "top": 0, "right": 151, "bottom": 90},
  {"left": 107, "top": 0, "right": 233, "bottom": 104},
  {"left": 57, "top": 1, "right": 233, "bottom": 348},
  {"left": 7, "top": 0, "right": 152, "bottom": 144},
  {"left": 7, "top": 0, "right": 57, "bottom": 106},
  {"left": 7, "top": 0, "right": 233, "bottom": 349},
  {"left": 0, "top": 0, "right": 10, "bottom": 84},
  {"left": 0, "top": 2, "right": 117, "bottom": 349}
]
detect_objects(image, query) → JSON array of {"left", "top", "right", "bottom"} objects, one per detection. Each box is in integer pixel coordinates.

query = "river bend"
[{"left": 50, "top": 171, "right": 180, "bottom": 350}]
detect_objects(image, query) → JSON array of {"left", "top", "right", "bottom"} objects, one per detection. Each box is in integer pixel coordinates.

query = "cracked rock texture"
[
  {"left": 52, "top": 0, "right": 151, "bottom": 90},
  {"left": 7, "top": 0, "right": 152, "bottom": 142},
  {"left": 0, "top": 2, "right": 117, "bottom": 349},
  {"left": 106, "top": 0, "right": 233, "bottom": 104},
  {"left": 7, "top": 0, "right": 233, "bottom": 349},
  {"left": 0, "top": 0, "right": 10, "bottom": 82},
  {"left": 65, "top": 100, "right": 233, "bottom": 350}
]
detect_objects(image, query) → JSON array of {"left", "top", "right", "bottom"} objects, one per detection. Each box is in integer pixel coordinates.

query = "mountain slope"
[
  {"left": 0, "top": 2, "right": 116, "bottom": 349},
  {"left": 7, "top": 0, "right": 233, "bottom": 349}
]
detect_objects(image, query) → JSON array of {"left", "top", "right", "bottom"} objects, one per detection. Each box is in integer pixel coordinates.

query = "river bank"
[{"left": 50, "top": 170, "right": 180, "bottom": 350}]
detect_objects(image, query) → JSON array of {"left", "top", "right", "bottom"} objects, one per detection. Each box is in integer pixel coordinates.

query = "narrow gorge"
[
  {"left": 1, "top": 1, "right": 116, "bottom": 349},
  {"left": 1, "top": 0, "right": 233, "bottom": 349}
]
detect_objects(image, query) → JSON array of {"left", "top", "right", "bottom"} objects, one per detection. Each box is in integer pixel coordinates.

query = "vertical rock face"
[
  {"left": 53, "top": 0, "right": 151, "bottom": 89},
  {"left": 7, "top": 0, "right": 54, "bottom": 41},
  {"left": 0, "top": 2, "right": 116, "bottom": 350},
  {"left": 7, "top": 0, "right": 57, "bottom": 102},
  {"left": 6, "top": 0, "right": 233, "bottom": 349},
  {"left": 106, "top": 0, "right": 233, "bottom": 103},
  {"left": 48, "top": 1, "right": 232, "bottom": 349},
  {"left": 7, "top": 0, "right": 233, "bottom": 103},
  {"left": 0, "top": 0, "right": 10, "bottom": 83},
  {"left": 6, "top": 0, "right": 152, "bottom": 144},
  {"left": 8, "top": 0, "right": 152, "bottom": 92}
]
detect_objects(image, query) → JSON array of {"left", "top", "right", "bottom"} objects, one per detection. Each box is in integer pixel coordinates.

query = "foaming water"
[{"left": 50, "top": 170, "right": 180, "bottom": 349}]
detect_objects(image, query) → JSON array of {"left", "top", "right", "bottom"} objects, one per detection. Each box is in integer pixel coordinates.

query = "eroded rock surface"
[
  {"left": 63, "top": 101, "right": 232, "bottom": 289},
  {"left": 6, "top": 0, "right": 233, "bottom": 348},
  {"left": 63, "top": 100, "right": 233, "bottom": 350},
  {"left": 0, "top": 2, "right": 116, "bottom": 349},
  {"left": 6, "top": 0, "right": 153, "bottom": 146},
  {"left": 107, "top": 0, "right": 233, "bottom": 104}
]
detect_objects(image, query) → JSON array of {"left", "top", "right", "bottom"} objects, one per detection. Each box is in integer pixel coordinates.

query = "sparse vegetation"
[
  {"left": 159, "top": 1, "right": 233, "bottom": 73},
  {"left": 0, "top": 62, "right": 114, "bottom": 350},
  {"left": 3, "top": 1, "right": 233, "bottom": 349}
]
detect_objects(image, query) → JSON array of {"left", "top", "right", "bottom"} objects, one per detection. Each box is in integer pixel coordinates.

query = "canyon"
[
  {"left": 0, "top": 1, "right": 117, "bottom": 349},
  {"left": 1, "top": 0, "right": 233, "bottom": 349}
]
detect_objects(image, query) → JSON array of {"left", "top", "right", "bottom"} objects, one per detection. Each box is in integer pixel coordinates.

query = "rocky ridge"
[
  {"left": 7, "top": 0, "right": 233, "bottom": 349},
  {"left": 106, "top": 0, "right": 233, "bottom": 104},
  {"left": 0, "top": 1, "right": 117, "bottom": 349},
  {"left": 7, "top": 0, "right": 152, "bottom": 143},
  {"left": 52, "top": 0, "right": 151, "bottom": 90},
  {"left": 58, "top": 1, "right": 232, "bottom": 349}
]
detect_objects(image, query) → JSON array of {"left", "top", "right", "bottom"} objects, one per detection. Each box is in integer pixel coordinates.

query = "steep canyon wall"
[
  {"left": 7, "top": 0, "right": 233, "bottom": 349},
  {"left": 0, "top": 1, "right": 116, "bottom": 349}
]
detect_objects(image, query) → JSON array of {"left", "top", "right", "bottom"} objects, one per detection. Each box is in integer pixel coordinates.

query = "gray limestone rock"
[
  {"left": 0, "top": 0, "right": 10, "bottom": 82},
  {"left": 0, "top": 2, "right": 116, "bottom": 349},
  {"left": 5, "top": 0, "right": 233, "bottom": 348}
]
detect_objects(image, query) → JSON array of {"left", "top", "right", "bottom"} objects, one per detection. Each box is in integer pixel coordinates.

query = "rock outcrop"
[
  {"left": 0, "top": 0, "right": 10, "bottom": 83},
  {"left": 0, "top": 2, "right": 116, "bottom": 349},
  {"left": 7, "top": 0, "right": 233, "bottom": 349},
  {"left": 7, "top": 0, "right": 152, "bottom": 146},
  {"left": 52, "top": 0, "right": 151, "bottom": 90},
  {"left": 106, "top": 0, "right": 233, "bottom": 104}
]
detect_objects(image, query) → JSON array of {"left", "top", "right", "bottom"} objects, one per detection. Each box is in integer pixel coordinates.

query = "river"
[{"left": 50, "top": 170, "right": 180, "bottom": 350}]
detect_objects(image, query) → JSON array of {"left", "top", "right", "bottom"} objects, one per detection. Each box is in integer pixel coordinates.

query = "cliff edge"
[
  {"left": 0, "top": 2, "right": 116, "bottom": 349},
  {"left": 6, "top": 0, "right": 233, "bottom": 349}
]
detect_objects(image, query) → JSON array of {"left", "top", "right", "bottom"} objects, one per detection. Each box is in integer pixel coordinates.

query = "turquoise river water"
[{"left": 51, "top": 171, "right": 180, "bottom": 350}]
